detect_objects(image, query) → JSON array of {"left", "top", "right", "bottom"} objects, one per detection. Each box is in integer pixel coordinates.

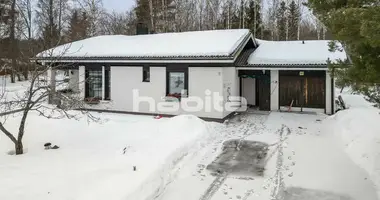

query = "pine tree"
[
  {"left": 245, "top": 0, "right": 263, "bottom": 39},
  {"left": 80, "top": 12, "right": 88, "bottom": 38},
  {"left": 288, "top": 0, "right": 300, "bottom": 40},
  {"left": 67, "top": 10, "right": 88, "bottom": 42},
  {"left": 42, "top": 23, "right": 60, "bottom": 48},
  {"left": 276, "top": 1, "right": 287, "bottom": 41},
  {"left": 68, "top": 10, "right": 80, "bottom": 41},
  {"left": 134, "top": 0, "right": 151, "bottom": 31},
  {"left": 307, "top": 0, "right": 380, "bottom": 106}
]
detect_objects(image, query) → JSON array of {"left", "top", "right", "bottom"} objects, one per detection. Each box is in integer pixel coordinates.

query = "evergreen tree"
[
  {"left": 276, "top": 1, "right": 287, "bottom": 41},
  {"left": 288, "top": 0, "right": 300, "bottom": 40},
  {"left": 134, "top": 0, "right": 151, "bottom": 31},
  {"left": 307, "top": 0, "right": 380, "bottom": 105},
  {"left": 68, "top": 10, "right": 80, "bottom": 41},
  {"left": 80, "top": 12, "right": 89, "bottom": 38},
  {"left": 245, "top": 0, "right": 263, "bottom": 39},
  {"left": 67, "top": 10, "right": 88, "bottom": 41},
  {"left": 42, "top": 23, "right": 60, "bottom": 48}
]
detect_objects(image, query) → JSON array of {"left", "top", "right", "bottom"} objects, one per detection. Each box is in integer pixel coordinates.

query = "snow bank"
[
  {"left": 126, "top": 115, "right": 213, "bottom": 200},
  {"left": 0, "top": 113, "right": 213, "bottom": 200},
  {"left": 330, "top": 94, "right": 380, "bottom": 197}
]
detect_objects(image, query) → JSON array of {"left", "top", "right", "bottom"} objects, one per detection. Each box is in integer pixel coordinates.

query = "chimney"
[{"left": 136, "top": 23, "right": 149, "bottom": 35}]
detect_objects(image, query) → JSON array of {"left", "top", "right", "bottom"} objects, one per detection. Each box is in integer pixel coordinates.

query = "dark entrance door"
[{"left": 257, "top": 73, "right": 271, "bottom": 111}]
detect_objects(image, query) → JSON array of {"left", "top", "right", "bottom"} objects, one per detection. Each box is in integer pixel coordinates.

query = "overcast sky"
[{"left": 103, "top": 0, "right": 135, "bottom": 12}]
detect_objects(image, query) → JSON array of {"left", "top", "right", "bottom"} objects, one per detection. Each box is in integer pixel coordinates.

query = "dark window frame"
[
  {"left": 104, "top": 66, "right": 111, "bottom": 100},
  {"left": 166, "top": 68, "right": 188, "bottom": 99},
  {"left": 84, "top": 65, "right": 111, "bottom": 101},
  {"left": 85, "top": 69, "right": 102, "bottom": 100},
  {"left": 142, "top": 66, "right": 150, "bottom": 82}
]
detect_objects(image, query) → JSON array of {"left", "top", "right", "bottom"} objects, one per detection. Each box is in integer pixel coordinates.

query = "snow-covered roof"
[
  {"left": 248, "top": 40, "right": 348, "bottom": 66},
  {"left": 36, "top": 29, "right": 251, "bottom": 60}
]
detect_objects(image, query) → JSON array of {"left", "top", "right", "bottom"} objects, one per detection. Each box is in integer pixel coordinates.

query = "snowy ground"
[
  {"left": 156, "top": 112, "right": 379, "bottom": 200},
  {"left": 0, "top": 112, "right": 217, "bottom": 200},
  {"left": 0, "top": 79, "right": 379, "bottom": 200},
  {"left": 332, "top": 88, "right": 380, "bottom": 198}
]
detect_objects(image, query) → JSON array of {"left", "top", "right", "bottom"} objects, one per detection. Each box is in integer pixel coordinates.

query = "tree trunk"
[
  {"left": 10, "top": 0, "right": 17, "bottom": 83},
  {"left": 15, "top": 140, "right": 23, "bottom": 155},
  {"left": 10, "top": 71, "right": 15, "bottom": 83},
  {"left": 15, "top": 110, "right": 28, "bottom": 155},
  {"left": 16, "top": 73, "right": 21, "bottom": 81}
]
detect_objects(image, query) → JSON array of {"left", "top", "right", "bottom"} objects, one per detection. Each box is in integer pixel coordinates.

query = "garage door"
[{"left": 279, "top": 71, "right": 325, "bottom": 109}]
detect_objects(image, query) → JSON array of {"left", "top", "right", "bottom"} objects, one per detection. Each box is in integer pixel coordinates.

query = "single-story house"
[{"left": 34, "top": 29, "right": 347, "bottom": 121}]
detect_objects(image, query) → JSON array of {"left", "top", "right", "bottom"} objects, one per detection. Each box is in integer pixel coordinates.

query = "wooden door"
[
  {"left": 279, "top": 76, "right": 303, "bottom": 107},
  {"left": 279, "top": 76, "right": 325, "bottom": 109},
  {"left": 258, "top": 76, "right": 270, "bottom": 111}
]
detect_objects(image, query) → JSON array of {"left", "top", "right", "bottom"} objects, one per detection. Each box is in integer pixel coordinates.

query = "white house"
[{"left": 34, "top": 29, "right": 348, "bottom": 121}]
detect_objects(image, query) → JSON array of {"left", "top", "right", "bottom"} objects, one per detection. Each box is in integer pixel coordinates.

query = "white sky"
[{"left": 103, "top": 0, "right": 135, "bottom": 12}]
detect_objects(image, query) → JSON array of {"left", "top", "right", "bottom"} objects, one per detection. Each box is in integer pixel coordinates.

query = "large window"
[
  {"left": 85, "top": 67, "right": 111, "bottom": 100},
  {"left": 166, "top": 70, "right": 188, "bottom": 99},
  {"left": 86, "top": 70, "right": 102, "bottom": 99}
]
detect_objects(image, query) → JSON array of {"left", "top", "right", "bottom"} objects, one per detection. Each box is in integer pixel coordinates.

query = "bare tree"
[
  {"left": 75, "top": 0, "right": 104, "bottom": 36},
  {"left": 99, "top": 11, "right": 137, "bottom": 35},
  {"left": 9, "top": 0, "right": 19, "bottom": 82},
  {"left": 0, "top": 45, "right": 97, "bottom": 155}
]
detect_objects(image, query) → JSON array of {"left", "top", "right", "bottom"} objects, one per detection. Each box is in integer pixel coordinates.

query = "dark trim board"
[
  {"left": 78, "top": 108, "right": 236, "bottom": 123},
  {"left": 237, "top": 63, "right": 329, "bottom": 68},
  {"left": 330, "top": 76, "right": 334, "bottom": 115},
  {"left": 45, "top": 62, "right": 235, "bottom": 69}
]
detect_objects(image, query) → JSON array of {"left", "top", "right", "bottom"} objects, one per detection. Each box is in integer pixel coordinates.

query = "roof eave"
[
  {"left": 237, "top": 63, "right": 329, "bottom": 68},
  {"left": 31, "top": 56, "right": 236, "bottom": 64}
]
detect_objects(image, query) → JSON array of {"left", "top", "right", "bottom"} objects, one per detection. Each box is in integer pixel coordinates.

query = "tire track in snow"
[
  {"left": 198, "top": 114, "right": 268, "bottom": 200},
  {"left": 154, "top": 114, "right": 269, "bottom": 200},
  {"left": 198, "top": 173, "right": 228, "bottom": 200},
  {"left": 271, "top": 124, "right": 291, "bottom": 200}
]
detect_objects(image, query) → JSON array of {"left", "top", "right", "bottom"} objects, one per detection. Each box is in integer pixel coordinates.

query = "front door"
[{"left": 257, "top": 74, "right": 271, "bottom": 111}]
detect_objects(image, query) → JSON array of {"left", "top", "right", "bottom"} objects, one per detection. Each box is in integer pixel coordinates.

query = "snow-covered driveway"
[{"left": 156, "top": 112, "right": 379, "bottom": 200}]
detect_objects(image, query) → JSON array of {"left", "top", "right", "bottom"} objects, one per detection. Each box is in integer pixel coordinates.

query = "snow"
[
  {"left": 36, "top": 29, "right": 250, "bottom": 59},
  {"left": 156, "top": 112, "right": 379, "bottom": 200},
  {"left": 1, "top": 77, "right": 379, "bottom": 200},
  {"left": 0, "top": 80, "right": 214, "bottom": 200},
  {"left": 248, "top": 40, "right": 348, "bottom": 65},
  {"left": 330, "top": 89, "right": 380, "bottom": 198},
  {"left": 279, "top": 112, "right": 378, "bottom": 200}
]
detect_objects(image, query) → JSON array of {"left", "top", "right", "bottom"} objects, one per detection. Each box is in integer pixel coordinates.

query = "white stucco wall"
[
  {"left": 81, "top": 66, "right": 227, "bottom": 119},
  {"left": 110, "top": 66, "right": 166, "bottom": 113},
  {"left": 222, "top": 67, "right": 239, "bottom": 118},
  {"left": 242, "top": 78, "right": 255, "bottom": 106},
  {"left": 188, "top": 67, "right": 224, "bottom": 119},
  {"left": 326, "top": 71, "right": 333, "bottom": 115},
  {"left": 270, "top": 70, "right": 279, "bottom": 111},
  {"left": 78, "top": 66, "right": 85, "bottom": 100},
  {"left": 69, "top": 70, "right": 79, "bottom": 92}
]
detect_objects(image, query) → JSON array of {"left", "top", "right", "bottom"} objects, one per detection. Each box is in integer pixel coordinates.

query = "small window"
[
  {"left": 167, "top": 71, "right": 188, "bottom": 99},
  {"left": 143, "top": 66, "right": 150, "bottom": 82}
]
